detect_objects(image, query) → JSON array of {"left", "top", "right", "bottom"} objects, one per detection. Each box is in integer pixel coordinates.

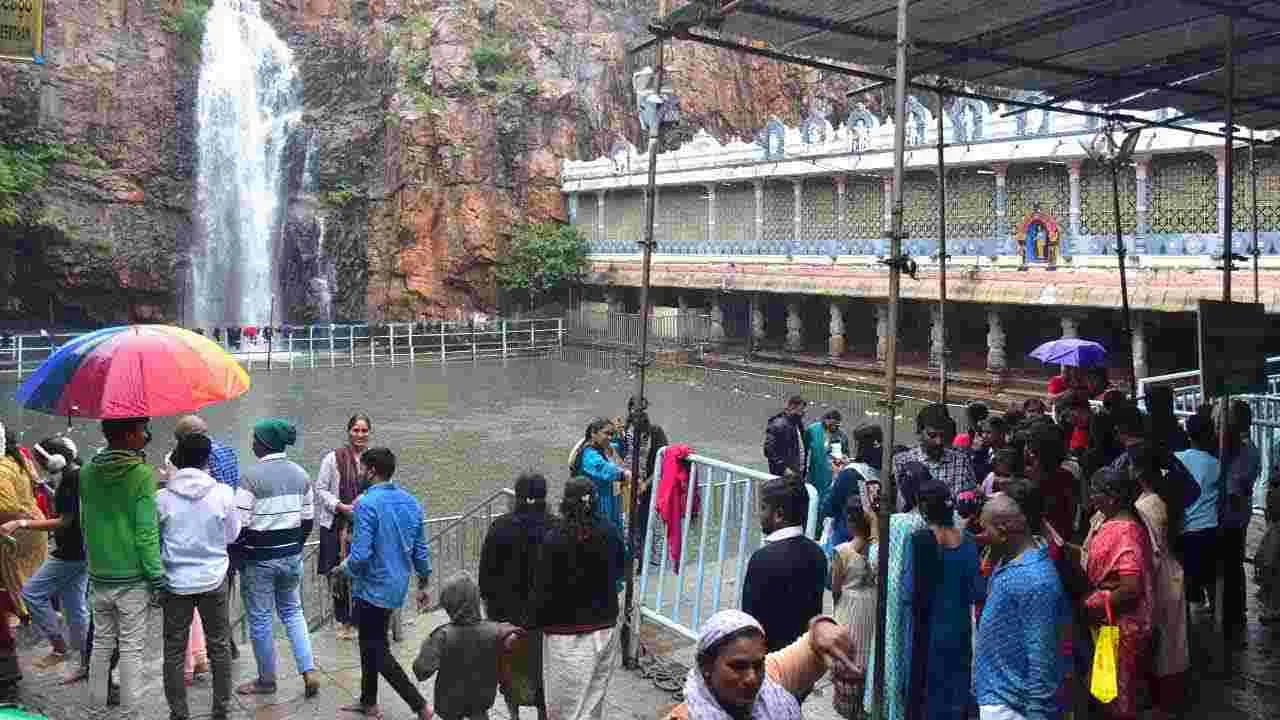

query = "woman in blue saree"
[{"left": 570, "top": 417, "right": 633, "bottom": 533}]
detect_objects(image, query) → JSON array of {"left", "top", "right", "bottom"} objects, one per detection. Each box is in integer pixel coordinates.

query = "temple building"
[{"left": 560, "top": 98, "right": 1280, "bottom": 391}]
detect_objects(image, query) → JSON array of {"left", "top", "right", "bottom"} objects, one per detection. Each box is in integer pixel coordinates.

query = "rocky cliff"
[{"left": 1, "top": 0, "right": 865, "bottom": 326}]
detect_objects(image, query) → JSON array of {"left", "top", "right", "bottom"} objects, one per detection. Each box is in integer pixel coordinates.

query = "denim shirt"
[{"left": 347, "top": 482, "right": 432, "bottom": 609}]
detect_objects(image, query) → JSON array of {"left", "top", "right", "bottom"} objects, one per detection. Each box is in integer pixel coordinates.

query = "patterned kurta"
[
  {"left": 0, "top": 455, "right": 48, "bottom": 615},
  {"left": 863, "top": 511, "right": 927, "bottom": 720}
]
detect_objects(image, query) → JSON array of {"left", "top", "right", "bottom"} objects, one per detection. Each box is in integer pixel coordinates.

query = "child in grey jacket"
[{"left": 414, "top": 574, "right": 522, "bottom": 720}]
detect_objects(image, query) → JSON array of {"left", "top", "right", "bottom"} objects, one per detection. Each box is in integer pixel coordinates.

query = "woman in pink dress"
[{"left": 1083, "top": 468, "right": 1153, "bottom": 720}]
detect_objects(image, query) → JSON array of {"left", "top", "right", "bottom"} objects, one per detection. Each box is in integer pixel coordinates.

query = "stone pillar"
[
  {"left": 1060, "top": 314, "right": 1080, "bottom": 339},
  {"left": 785, "top": 300, "right": 803, "bottom": 352},
  {"left": 705, "top": 183, "right": 717, "bottom": 252},
  {"left": 595, "top": 190, "right": 607, "bottom": 249},
  {"left": 567, "top": 192, "right": 579, "bottom": 226},
  {"left": 604, "top": 288, "right": 621, "bottom": 315},
  {"left": 1068, "top": 160, "right": 1082, "bottom": 256},
  {"left": 751, "top": 294, "right": 766, "bottom": 345},
  {"left": 1132, "top": 313, "right": 1149, "bottom": 381},
  {"left": 835, "top": 175, "right": 847, "bottom": 257},
  {"left": 875, "top": 302, "right": 889, "bottom": 363},
  {"left": 753, "top": 180, "right": 765, "bottom": 254},
  {"left": 1134, "top": 157, "right": 1150, "bottom": 255},
  {"left": 792, "top": 178, "right": 804, "bottom": 256},
  {"left": 986, "top": 307, "right": 1007, "bottom": 373},
  {"left": 828, "top": 300, "right": 846, "bottom": 358},
  {"left": 929, "top": 304, "right": 946, "bottom": 369},
  {"left": 709, "top": 294, "right": 726, "bottom": 342},
  {"left": 993, "top": 163, "right": 1009, "bottom": 253}
]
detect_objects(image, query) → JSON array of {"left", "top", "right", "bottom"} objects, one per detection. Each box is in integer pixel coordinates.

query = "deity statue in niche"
[{"left": 1017, "top": 209, "right": 1061, "bottom": 264}]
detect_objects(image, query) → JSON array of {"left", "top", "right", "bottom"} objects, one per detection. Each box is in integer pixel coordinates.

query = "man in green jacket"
[{"left": 79, "top": 417, "right": 165, "bottom": 712}]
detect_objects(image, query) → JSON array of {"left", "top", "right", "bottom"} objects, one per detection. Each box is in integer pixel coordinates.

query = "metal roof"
[{"left": 661, "top": 0, "right": 1280, "bottom": 131}]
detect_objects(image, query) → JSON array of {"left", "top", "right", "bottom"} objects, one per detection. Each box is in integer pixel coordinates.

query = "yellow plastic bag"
[{"left": 1090, "top": 625, "right": 1120, "bottom": 704}]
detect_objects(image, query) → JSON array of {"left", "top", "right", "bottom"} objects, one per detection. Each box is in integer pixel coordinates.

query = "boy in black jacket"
[{"left": 741, "top": 477, "right": 827, "bottom": 651}]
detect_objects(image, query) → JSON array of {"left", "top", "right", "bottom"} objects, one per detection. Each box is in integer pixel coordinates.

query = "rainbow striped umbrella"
[{"left": 15, "top": 325, "right": 251, "bottom": 419}]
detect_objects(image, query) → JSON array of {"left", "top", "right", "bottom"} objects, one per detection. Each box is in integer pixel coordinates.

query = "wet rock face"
[
  {"left": 0, "top": 0, "right": 197, "bottom": 326},
  {"left": 1, "top": 0, "right": 867, "bottom": 326}
]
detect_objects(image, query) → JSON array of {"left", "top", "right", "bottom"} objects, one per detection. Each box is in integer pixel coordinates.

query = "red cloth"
[
  {"left": 1070, "top": 427, "right": 1090, "bottom": 451},
  {"left": 656, "top": 443, "right": 697, "bottom": 567},
  {"left": 952, "top": 432, "right": 972, "bottom": 449},
  {"left": 1047, "top": 375, "right": 1069, "bottom": 395}
]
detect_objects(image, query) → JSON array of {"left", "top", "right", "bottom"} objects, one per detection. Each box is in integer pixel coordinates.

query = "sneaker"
[{"left": 33, "top": 651, "right": 67, "bottom": 670}]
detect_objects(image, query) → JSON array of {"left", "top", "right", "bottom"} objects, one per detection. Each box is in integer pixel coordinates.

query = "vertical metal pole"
[
  {"left": 1251, "top": 128, "right": 1260, "bottom": 304},
  {"left": 288, "top": 332, "right": 294, "bottom": 370},
  {"left": 873, "top": 1, "right": 909, "bottom": 718},
  {"left": 936, "top": 89, "right": 948, "bottom": 405},
  {"left": 441, "top": 324, "right": 447, "bottom": 363},
  {"left": 1224, "top": 14, "right": 1235, "bottom": 304},
  {"left": 556, "top": 317, "right": 563, "bottom": 351},
  {"left": 369, "top": 324, "right": 376, "bottom": 365},
  {"left": 409, "top": 322, "right": 416, "bottom": 364},
  {"left": 15, "top": 336, "right": 21, "bottom": 378},
  {"left": 502, "top": 320, "right": 509, "bottom": 358},
  {"left": 622, "top": 24, "right": 666, "bottom": 670},
  {"left": 266, "top": 295, "right": 275, "bottom": 371},
  {"left": 1112, "top": 162, "right": 1137, "bottom": 395}
]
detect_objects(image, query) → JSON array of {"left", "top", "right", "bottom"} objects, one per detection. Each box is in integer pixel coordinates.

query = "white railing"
[
  {"left": 563, "top": 305, "right": 713, "bottom": 349},
  {"left": 1136, "top": 356, "right": 1280, "bottom": 416},
  {"left": 637, "top": 447, "right": 818, "bottom": 642},
  {"left": 0, "top": 319, "right": 564, "bottom": 378}
]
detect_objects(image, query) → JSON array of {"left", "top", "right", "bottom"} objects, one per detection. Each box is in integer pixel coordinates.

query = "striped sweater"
[{"left": 234, "top": 453, "right": 315, "bottom": 562}]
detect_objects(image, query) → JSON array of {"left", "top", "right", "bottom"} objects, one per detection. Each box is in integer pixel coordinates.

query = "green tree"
[{"left": 496, "top": 222, "right": 588, "bottom": 308}]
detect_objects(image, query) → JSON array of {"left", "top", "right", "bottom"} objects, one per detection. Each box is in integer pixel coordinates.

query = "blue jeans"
[
  {"left": 240, "top": 555, "right": 314, "bottom": 684},
  {"left": 21, "top": 557, "right": 89, "bottom": 665}
]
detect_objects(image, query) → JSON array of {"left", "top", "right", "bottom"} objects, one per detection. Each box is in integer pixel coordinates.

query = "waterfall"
[{"left": 190, "top": 0, "right": 300, "bottom": 328}]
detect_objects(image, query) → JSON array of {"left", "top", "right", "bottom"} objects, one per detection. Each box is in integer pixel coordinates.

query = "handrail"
[{"left": 427, "top": 487, "right": 515, "bottom": 545}]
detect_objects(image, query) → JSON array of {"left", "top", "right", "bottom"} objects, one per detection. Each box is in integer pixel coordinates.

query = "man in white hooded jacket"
[{"left": 157, "top": 434, "right": 242, "bottom": 720}]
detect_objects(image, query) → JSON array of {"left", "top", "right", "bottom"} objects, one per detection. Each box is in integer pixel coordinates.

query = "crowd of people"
[{"left": 0, "top": 366, "right": 1277, "bottom": 720}]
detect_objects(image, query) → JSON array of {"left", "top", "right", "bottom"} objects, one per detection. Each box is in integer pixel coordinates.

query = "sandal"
[
  {"left": 33, "top": 651, "right": 66, "bottom": 670},
  {"left": 340, "top": 703, "right": 384, "bottom": 718},
  {"left": 235, "top": 679, "right": 278, "bottom": 695}
]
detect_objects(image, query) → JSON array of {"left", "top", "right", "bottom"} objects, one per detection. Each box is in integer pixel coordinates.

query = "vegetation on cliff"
[
  {"left": 496, "top": 222, "right": 588, "bottom": 308},
  {"left": 163, "top": 0, "right": 212, "bottom": 65}
]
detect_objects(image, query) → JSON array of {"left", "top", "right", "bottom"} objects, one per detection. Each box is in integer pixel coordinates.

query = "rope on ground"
[{"left": 635, "top": 641, "right": 688, "bottom": 701}]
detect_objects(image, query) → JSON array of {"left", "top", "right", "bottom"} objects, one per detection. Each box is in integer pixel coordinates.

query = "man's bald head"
[
  {"left": 980, "top": 492, "right": 1028, "bottom": 537},
  {"left": 174, "top": 415, "right": 209, "bottom": 440}
]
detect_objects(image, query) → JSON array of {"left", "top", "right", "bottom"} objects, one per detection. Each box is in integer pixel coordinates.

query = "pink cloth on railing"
[
  {"left": 185, "top": 609, "right": 206, "bottom": 678},
  {"left": 656, "top": 443, "right": 698, "bottom": 568}
]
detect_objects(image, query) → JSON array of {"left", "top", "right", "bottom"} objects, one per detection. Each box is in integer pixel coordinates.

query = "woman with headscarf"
[
  {"left": 0, "top": 436, "right": 88, "bottom": 683},
  {"left": 569, "top": 418, "right": 632, "bottom": 533},
  {"left": 662, "top": 609, "right": 856, "bottom": 720},
  {"left": 533, "top": 477, "right": 625, "bottom": 720},
  {"left": 1082, "top": 468, "right": 1153, "bottom": 720},
  {"left": 479, "top": 473, "right": 553, "bottom": 720},
  {"left": 314, "top": 413, "right": 372, "bottom": 640},
  {"left": 0, "top": 420, "right": 49, "bottom": 702}
]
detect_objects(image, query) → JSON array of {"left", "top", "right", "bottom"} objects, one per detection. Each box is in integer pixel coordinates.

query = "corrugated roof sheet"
[{"left": 672, "top": 0, "right": 1280, "bottom": 130}]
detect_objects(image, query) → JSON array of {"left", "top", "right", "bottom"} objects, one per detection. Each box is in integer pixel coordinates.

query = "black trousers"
[
  {"left": 355, "top": 599, "right": 426, "bottom": 712},
  {"left": 163, "top": 583, "right": 232, "bottom": 720},
  {"left": 1178, "top": 528, "right": 1220, "bottom": 604},
  {"left": 1222, "top": 526, "right": 1249, "bottom": 633}
]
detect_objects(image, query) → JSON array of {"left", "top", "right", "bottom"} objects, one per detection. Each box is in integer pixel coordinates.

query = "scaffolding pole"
[
  {"left": 871, "top": 1, "right": 909, "bottom": 719},
  {"left": 936, "top": 89, "right": 948, "bottom": 405},
  {"left": 1251, "top": 128, "right": 1260, "bottom": 304}
]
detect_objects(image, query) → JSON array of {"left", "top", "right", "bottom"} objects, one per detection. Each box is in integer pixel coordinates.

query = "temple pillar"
[
  {"left": 1134, "top": 157, "right": 1150, "bottom": 255},
  {"left": 792, "top": 178, "right": 804, "bottom": 256},
  {"left": 1133, "top": 313, "right": 1149, "bottom": 380},
  {"left": 1068, "top": 160, "right": 1082, "bottom": 256},
  {"left": 567, "top": 192, "right": 579, "bottom": 226},
  {"left": 875, "top": 302, "right": 889, "bottom": 363},
  {"left": 835, "top": 175, "right": 847, "bottom": 256},
  {"left": 705, "top": 183, "right": 717, "bottom": 252},
  {"left": 785, "top": 300, "right": 803, "bottom": 352},
  {"left": 753, "top": 180, "right": 765, "bottom": 254},
  {"left": 929, "top": 304, "right": 946, "bottom": 370},
  {"left": 828, "top": 300, "right": 846, "bottom": 358},
  {"left": 595, "top": 190, "right": 606, "bottom": 249},
  {"left": 751, "top": 294, "right": 766, "bottom": 345},
  {"left": 1060, "top": 313, "right": 1080, "bottom": 339},
  {"left": 709, "top": 294, "right": 726, "bottom": 342},
  {"left": 994, "top": 163, "right": 1009, "bottom": 252},
  {"left": 986, "top": 307, "right": 1007, "bottom": 374}
]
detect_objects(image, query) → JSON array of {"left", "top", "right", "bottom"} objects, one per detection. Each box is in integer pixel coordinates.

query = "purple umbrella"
[{"left": 1028, "top": 338, "right": 1107, "bottom": 368}]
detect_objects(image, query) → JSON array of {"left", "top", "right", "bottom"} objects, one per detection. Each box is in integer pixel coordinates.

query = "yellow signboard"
[{"left": 0, "top": 0, "right": 45, "bottom": 64}]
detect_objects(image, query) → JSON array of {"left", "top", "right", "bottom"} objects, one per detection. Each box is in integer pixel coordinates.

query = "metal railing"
[
  {"left": 1135, "top": 356, "right": 1280, "bottom": 415},
  {"left": 0, "top": 320, "right": 564, "bottom": 378},
  {"left": 637, "top": 447, "right": 818, "bottom": 642},
  {"left": 563, "top": 305, "right": 713, "bottom": 349}
]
